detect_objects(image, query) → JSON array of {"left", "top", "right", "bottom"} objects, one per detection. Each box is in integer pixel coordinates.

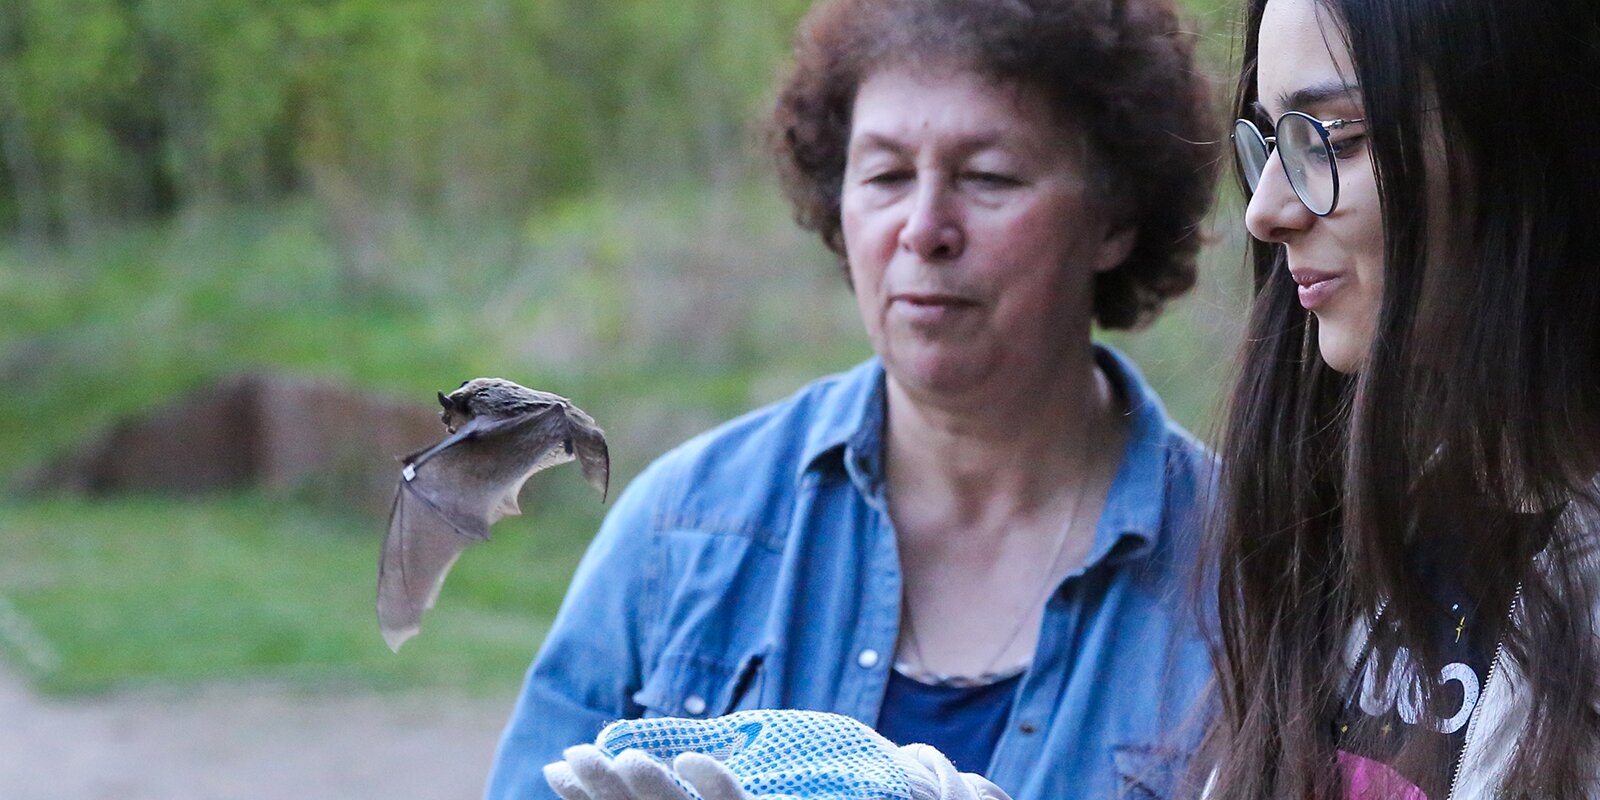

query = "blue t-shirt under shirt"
[{"left": 876, "top": 668, "right": 1026, "bottom": 775}]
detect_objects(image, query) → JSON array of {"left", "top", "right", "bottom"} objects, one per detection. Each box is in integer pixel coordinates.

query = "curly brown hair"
[{"left": 769, "top": 0, "right": 1217, "bottom": 330}]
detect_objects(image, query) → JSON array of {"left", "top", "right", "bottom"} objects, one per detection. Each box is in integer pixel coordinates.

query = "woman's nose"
[
  {"left": 898, "top": 179, "right": 964, "bottom": 261},
  {"left": 1243, "top": 151, "right": 1315, "bottom": 243}
]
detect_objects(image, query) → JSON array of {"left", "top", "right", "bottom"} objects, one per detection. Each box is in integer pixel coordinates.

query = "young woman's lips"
[
  {"left": 1290, "top": 269, "right": 1343, "bottom": 311},
  {"left": 891, "top": 293, "right": 980, "bottom": 323}
]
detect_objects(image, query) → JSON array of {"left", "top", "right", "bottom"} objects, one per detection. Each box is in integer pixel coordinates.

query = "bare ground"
[{"left": 0, "top": 666, "right": 515, "bottom": 800}]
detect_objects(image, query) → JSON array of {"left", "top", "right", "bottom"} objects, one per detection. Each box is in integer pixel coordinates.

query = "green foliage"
[
  {"left": 0, "top": 0, "right": 1240, "bottom": 240},
  {"left": 0, "top": 0, "right": 820, "bottom": 238}
]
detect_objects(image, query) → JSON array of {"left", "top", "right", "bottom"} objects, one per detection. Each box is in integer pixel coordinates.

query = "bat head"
[
  {"left": 445, "top": 378, "right": 560, "bottom": 425},
  {"left": 438, "top": 390, "right": 467, "bottom": 432}
]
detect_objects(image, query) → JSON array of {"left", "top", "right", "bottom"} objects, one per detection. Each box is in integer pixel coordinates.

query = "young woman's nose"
[
  {"left": 1244, "top": 151, "right": 1316, "bottom": 243},
  {"left": 898, "top": 178, "right": 965, "bottom": 261}
]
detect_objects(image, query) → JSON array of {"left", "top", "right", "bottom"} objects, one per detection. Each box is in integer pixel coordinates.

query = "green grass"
[
  {"left": 0, "top": 192, "right": 869, "bottom": 481},
  {"left": 0, "top": 485, "right": 604, "bottom": 697},
  {"left": 0, "top": 189, "right": 871, "bottom": 695}
]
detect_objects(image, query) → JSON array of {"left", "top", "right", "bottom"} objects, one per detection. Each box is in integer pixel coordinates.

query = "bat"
[{"left": 378, "top": 378, "right": 609, "bottom": 652}]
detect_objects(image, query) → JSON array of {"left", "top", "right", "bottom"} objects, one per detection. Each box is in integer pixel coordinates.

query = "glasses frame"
[{"left": 1233, "top": 111, "right": 1365, "bottom": 217}]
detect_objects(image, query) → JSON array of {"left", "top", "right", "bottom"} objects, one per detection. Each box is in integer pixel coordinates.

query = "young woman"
[{"left": 1207, "top": 0, "right": 1600, "bottom": 797}]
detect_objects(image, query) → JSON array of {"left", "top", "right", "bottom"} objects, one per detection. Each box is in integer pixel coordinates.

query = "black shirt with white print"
[
  {"left": 1333, "top": 507, "right": 1553, "bottom": 800},
  {"left": 1332, "top": 560, "right": 1495, "bottom": 798}
]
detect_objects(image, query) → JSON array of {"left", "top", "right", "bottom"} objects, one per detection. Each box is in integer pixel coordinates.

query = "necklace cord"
[{"left": 897, "top": 384, "right": 1107, "bottom": 682}]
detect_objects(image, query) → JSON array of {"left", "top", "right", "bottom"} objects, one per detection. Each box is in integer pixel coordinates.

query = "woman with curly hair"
[{"left": 487, "top": 1, "right": 1219, "bottom": 798}]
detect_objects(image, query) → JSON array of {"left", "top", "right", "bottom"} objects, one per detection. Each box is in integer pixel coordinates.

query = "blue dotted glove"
[{"left": 543, "top": 710, "right": 1011, "bottom": 800}]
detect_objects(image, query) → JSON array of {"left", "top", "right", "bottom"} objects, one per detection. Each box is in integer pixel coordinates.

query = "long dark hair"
[{"left": 1205, "top": 0, "right": 1600, "bottom": 797}]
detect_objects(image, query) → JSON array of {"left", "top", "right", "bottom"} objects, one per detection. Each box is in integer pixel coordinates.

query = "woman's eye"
[
  {"left": 865, "top": 170, "right": 912, "bottom": 186},
  {"left": 1329, "top": 134, "right": 1366, "bottom": 158},
  {"left": 961, "top": 171, "right": 1021, "bottom": 188},
  {"left": 1302, "top": 144, "right": 1332, "bottom": 165}
]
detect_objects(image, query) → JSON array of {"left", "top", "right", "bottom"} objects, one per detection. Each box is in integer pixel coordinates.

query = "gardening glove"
[
  {"left": 542, "top": 709, "right": 1012, "bottom": 800},
  {"left": 545, "top": 745, "right": 710, "bottom": 800}
]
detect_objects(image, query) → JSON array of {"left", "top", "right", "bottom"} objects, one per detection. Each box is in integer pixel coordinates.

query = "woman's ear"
[{"left": 1093, "top": 222, "right": 1139, "bottom": 274}]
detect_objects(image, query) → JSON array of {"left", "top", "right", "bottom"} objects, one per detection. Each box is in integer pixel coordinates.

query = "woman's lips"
[
  {"left": 1290, "top": 269, "right": 1343, "bottom": 311},
  {"left": 890, "top": 293, "right": 980, "bottom": 323}
]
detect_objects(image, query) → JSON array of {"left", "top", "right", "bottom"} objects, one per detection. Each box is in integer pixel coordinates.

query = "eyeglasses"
[{"left": 1232, "top": 112, "right": 1365, "bottom": 216}]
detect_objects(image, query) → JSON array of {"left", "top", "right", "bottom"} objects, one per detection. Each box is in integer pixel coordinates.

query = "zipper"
[
  {"left": 1337, "top": 599, "right": 1389, "bottom": 708},
  {"left": 1445, "top": 583, "right": 1522, "bottom": 800}
]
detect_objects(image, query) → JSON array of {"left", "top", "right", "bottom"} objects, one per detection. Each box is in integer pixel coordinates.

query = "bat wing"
[
  {"left": 378, "top": 482, "right": 477, "bottom": 651},
  {"left": 376, "top": 406, "right": 586, "bottom": 650},
  {"left": 562, "top": 403, "right": 610, "bottom": 501},
  {"left": 400, "top": 407, "right": 572, "bottom": 524}
]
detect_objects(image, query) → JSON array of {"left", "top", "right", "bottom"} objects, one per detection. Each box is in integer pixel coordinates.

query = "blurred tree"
[
  {"left": 0, "top": 0, "right": 147, "bottom": 243},
  {"left": 0, "top": 0, "right": 813, "bottom": 247}
]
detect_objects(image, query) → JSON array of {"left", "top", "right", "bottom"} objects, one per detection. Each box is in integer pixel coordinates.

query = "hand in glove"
[{"left": 542, "top": 709, "right": 1011, "bottom": 800}]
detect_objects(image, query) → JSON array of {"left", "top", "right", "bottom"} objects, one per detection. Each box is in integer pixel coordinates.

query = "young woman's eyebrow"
[{"left": 1277, "top": 81, "right": 1361, "bottom": 114}]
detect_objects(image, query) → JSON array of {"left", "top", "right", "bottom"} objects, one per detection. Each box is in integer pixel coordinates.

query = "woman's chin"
[
  {"left": 1315, "top": 326, "right": 1368, "bottom": 375},
  {"left": 883, "top": 346, "right": 1000, "bottom": 401}
]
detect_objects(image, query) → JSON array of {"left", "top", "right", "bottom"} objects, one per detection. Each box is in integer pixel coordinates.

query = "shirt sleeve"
[{"left": 483, "top": 459, "right": 666, "bottom": 800}]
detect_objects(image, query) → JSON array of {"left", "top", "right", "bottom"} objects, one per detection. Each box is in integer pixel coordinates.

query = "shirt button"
[
  {"left": 683, "top": 695, "right": 708, "bottom": 716},
  {"left": 1018, "top": 722, "right": 1039, "bottom": 735},
  {"left": 857, "top": 649, "right": 881, "bottom": 668}
]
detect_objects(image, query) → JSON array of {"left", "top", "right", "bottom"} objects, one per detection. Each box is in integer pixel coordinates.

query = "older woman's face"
[{"left": 840, "top": 67, "right": 1134, "bottom": 399}]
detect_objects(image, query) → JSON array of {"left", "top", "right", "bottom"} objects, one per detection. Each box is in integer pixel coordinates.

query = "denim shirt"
[{"left": 487, "top": 345, "right": 1217, "bottom": 800}]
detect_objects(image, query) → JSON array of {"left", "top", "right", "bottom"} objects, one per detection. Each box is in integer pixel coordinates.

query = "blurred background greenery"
[{"left": 0, "top": 0, "right": 1246, "bottom": 698}]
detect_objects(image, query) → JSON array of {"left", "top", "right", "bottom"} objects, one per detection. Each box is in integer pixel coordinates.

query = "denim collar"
[{"left": 798, "top": 344, "right": 1175, "bottom": 562}]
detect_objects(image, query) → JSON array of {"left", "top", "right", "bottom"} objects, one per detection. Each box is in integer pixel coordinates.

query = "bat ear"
[{"left": 437, "top": 392, "right": 454, "bottom": 411}]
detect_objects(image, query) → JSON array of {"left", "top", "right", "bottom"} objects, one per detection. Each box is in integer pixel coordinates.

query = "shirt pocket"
[
  {"left": 634, "top": 650, "right": 766, "bottom": 719},
  {"left": 1112, "top": 744, "right": 1189, "bottom": 800}
]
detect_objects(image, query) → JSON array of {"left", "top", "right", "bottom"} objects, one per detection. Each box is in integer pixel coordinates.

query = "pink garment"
[{"left": 1338, "top": 751, "right": 1429, "bottom": 800}]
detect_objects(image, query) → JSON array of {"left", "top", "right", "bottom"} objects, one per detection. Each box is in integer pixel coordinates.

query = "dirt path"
[{"left": 0, "top": 666, "right": 516, "bottom": 800}]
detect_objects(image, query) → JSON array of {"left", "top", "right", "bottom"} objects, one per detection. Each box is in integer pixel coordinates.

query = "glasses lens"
[
  {"left": 1232, "top": 119, "right": 1269, "bottom": 194},
  {"left": 1276, "top": 113, "right": 1335, "bottom": 215}
]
